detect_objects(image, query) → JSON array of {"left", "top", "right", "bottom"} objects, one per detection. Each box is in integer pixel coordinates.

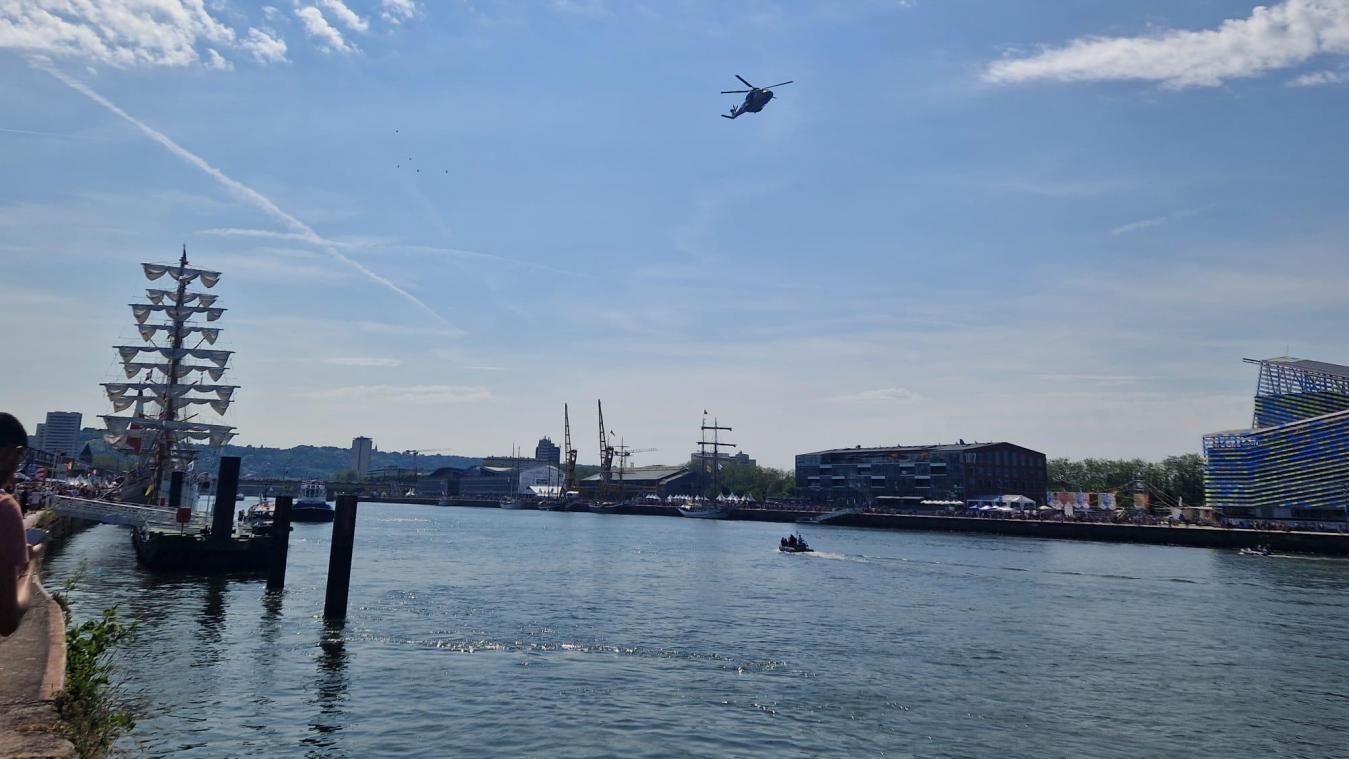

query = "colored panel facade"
[{"left": 1204, "top": 358, "right": 1349, "bottom": 522}]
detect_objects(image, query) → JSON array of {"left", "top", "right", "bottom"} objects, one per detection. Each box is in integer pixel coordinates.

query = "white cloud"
[
  {"left": 1110, "top": 216, "right": 1168, "bottom": 236},
  {"left": 1109, "top": 206, "right": 1209, "bottom": 236},
  {"left": 1288, "top": 67, "right": 1349, "bottom": 85},
  {"left": 35, "top": 63, "right": 448, "bottom": 324},
  {"left": 985, "top": 0, "right": 1349, "bottom": 89},
  {"left": 201, "top": 226, "right": 323, "bottom": 243},
  {"left": 295, "top": 6, "right": 357, "bottom": 54},
  {"left": 0, "top": 0, "right": 236, "bottom": 67},
  {"left": 380, "top": 0, "right": 419, "bottom": 24},
  {"left": 322, "top": 357, "right": 403, "bottom": 367},
  {"left": 204, "top": 48, "right": 231, "bottom": 70},
  {"left": 307, "top": 385, "right": 495, "bottom": 404},
  {"left": 240, "top": 27, "right": 287, "bottom": 63},
  {"left": 318, "top": 0, "right": 369, "bottom": 33},
  {"left": 549, "top": 0, "right": 611, "bottom": 19},
  {"left": 827, "top": 387, "right": 919, "bottom": 403}
]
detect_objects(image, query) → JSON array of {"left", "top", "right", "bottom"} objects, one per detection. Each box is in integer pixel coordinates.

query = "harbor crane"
[
  {"left": 563, "top": 404, "right": 578, "bottom": 493},
  {"left": 597, "top": 400, "right": 615, "bottom": 494}
]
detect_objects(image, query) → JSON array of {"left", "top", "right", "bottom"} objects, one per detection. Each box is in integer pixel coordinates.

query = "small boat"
[
  {"left": 500, "top": 495, "right": 525, "bottom": 510},
  {"left": 243, "top": 499, "right": 275, "bottom": 535},
  {"left": 779, "top": 531, "right": 813, "bottom": 553},
  {"left": 1239, "top": 545, "right": 1272, "bottom": 557},
  {"left": 235, "top": 493, "right": 246, "bottom": 502},
  {"left": 293, "top": 480, "right": 335, "bottom": 523},
  {"left": 677, "top": 502, "right": 731, "bottom": 519}
]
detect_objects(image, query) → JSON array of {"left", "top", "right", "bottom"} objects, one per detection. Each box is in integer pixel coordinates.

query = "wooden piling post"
[
  {"left": 323, "top": 495, "right": 358, "bottom": 619},
  {"left": 212, "top": 456, "right": 241, "bottom": 540},
  {"left": 168, "top": 471, "right": 184, "bottom": 510},
  {"left": 267, "top": 496, "right": 293, "bottom": 592}
]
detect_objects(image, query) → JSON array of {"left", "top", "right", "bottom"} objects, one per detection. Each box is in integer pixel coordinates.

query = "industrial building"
[
  {"left": 689, "top": 450, "right": 756, "bottom": 469},
  {"left": 579, "top": 465, "right": 697, "bottom": 500},
  {"left": 1204, "top": 357, "right": 1349, "bottom": 523},
  {"left": 795, "top": 442, "right": 1047, "bottom": 507},
  {"left": 459, "top": 464, "right": 566, "bottom": 498}
]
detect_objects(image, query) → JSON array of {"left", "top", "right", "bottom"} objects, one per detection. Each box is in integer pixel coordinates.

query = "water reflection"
[{"left": 303, "top": 618, "right": 350, "bottom": 757}]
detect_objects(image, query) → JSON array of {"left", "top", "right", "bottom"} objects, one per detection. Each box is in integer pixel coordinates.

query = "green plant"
[{"left": 50, "top": 566, "right": 138, "bottom": 758}]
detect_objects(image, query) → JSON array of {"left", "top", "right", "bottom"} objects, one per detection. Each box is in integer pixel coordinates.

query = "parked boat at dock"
[{"left": 293, "top": 480, "right": 335, "bottom": 522}]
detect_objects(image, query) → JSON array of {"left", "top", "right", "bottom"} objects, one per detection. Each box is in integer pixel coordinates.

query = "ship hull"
[
  {"left": 131, "top": 527, "right": 270, "bottom": 573},
  {"left": 291, "top": 500, "right": 335, "bottom": 522}
]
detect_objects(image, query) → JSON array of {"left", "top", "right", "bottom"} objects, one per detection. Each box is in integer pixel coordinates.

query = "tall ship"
[
  {"left": 677, "top": 413, "right": 735, "bottom": 519},
  {"left": 101, "top": 248, "right": 237, "bottom": 507},
  {"left": 99, "top": 249, "right": 269, "bottom": 572}
]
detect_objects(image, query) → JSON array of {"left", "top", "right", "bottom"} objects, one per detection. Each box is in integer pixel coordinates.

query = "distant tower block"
[
  {"left": 535, "top": 436, "right": 561, "bottom": 466},
  {"left": 351, "top": 436, "right": 373, "bottom": 476}
]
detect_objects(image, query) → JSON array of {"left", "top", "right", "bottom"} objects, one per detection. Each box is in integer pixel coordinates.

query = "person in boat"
[{"left": 786, "top": 534, "right": 798, "bottom": 547}]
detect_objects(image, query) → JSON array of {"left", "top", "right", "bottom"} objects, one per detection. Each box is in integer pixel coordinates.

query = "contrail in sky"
[{"left": 32, "top": 60, "right": 450, "bottom": 327}]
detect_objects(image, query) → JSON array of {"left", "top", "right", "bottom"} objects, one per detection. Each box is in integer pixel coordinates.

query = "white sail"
[
  {"left": 113, "top": 346, "right": 233, "bottom": 365},
  {"left": 133, "top": 324, "right": 222, "bottom": 343},
  {"left": 121, "top": 361, "right": 227, "bottom": 381},
  {"left": 142, "top": 263, "right": 169, "bottom": 280},
  {"left": 127, "top": 303, "right": 228, "bottom": 324},
  {"left": 145, "top": 289, "right": 218, "bottom": 307}
]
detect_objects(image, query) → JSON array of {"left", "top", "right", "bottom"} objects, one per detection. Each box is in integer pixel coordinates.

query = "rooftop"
[
  {"left": 799, "top": 441, "right": 1043, "bottom": 457},
  {"left": 582, "top": 465, "right": 690, "bottom": 483},
  {"left": 1246, "top": 356, "right": 1349, "bottom": 380}
]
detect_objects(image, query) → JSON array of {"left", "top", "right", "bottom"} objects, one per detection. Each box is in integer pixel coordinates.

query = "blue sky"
[{"left": 3, "top": 0, "right": 1348, "bottom": 469}]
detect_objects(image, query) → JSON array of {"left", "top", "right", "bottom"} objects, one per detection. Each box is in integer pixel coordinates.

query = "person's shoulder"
[{"left": 0, "top": 492, "right": 20, "bottom": 519}]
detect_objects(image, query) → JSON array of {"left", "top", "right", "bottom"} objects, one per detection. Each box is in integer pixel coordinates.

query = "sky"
[{"left": 3, "top": 0, "right": 1348, "bottom": 469}]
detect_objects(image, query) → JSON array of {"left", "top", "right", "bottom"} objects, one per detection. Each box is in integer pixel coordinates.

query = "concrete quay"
[{"left": 0, "top": 513, "right": 74, "bottom": 759}]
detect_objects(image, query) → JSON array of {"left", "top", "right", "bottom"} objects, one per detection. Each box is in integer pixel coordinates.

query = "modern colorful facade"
[{"left": 1203, "top": 357, "right": 1349, "bottom": 522}]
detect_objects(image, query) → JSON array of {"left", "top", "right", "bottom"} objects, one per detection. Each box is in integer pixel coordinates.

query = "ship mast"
[
  {"left": 699, "top": 413, "right": 734, "bottom": 500},
  {"left": 102, "top": 249, "right": 237, "bottom": 504}
]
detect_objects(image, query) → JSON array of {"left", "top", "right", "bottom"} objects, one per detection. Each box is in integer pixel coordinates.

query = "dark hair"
[{"left": 0, "top": 413, "right": 28, "bottom": 448}]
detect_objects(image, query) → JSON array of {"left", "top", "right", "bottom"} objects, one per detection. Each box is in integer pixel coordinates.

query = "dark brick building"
[{"left": 795, "top": 442, "right": 1047, "bottom": 507}]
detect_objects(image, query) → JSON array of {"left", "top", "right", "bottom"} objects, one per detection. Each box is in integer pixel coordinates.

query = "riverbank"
[{"left": 0, "top": 512, "right": 75, "bottom": 758}]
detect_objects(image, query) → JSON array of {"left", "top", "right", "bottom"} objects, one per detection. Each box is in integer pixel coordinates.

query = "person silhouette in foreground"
[{"left": 0, "top": 413, "right": 43, "bottom": 636}]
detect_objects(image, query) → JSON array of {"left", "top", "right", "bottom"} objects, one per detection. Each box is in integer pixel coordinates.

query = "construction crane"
[{"left": 563, "top": 404, "right": 579, "bottom": 493}]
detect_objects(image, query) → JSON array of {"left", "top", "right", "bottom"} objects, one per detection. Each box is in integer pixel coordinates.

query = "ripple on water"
[{"left": 40, "top": 513, "right": 1349, "bottom": 759}]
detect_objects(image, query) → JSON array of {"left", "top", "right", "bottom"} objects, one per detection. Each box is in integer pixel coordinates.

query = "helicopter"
[{"left": 720, "top": 75, "right": 793, "bottom": 120}]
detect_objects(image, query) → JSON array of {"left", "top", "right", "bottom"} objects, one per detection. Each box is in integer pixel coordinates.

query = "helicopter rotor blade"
[
  {"left": 720, "top": 89, "right": 750, "bottom": 94},
  {"left": 735, "top": 74, "right": 754, "bottom": 88},
  {"left": 764, "top": 81, "right": 794, "bottom": 89}
]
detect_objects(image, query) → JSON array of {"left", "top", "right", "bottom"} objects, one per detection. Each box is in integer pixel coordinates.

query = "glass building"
[{"left": 1204, "top": 357, "right": 1349, "bottom": 523}]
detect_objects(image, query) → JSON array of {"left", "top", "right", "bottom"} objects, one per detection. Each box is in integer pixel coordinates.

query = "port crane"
[
  {"left": 563, "top": 404, "right": 578, "bottom": 493},
  {"left": 597, "top": 400, "right": 615, "bottom": 498}
]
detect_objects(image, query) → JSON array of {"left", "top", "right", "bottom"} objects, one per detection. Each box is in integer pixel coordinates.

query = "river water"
[{"left": 46, "top": 504, "right": 1349, "bottom": 758}]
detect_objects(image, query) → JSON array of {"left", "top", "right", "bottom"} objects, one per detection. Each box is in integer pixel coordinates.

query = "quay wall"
[{"left": 0, "top": 512, "right": 75, "bottom": 758}]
